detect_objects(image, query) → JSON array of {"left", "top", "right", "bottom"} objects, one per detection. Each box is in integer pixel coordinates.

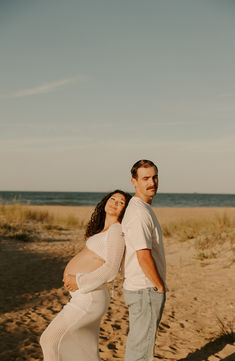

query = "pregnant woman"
[{"left": 40, "top": 190, "right": 131, "bottom": 361}]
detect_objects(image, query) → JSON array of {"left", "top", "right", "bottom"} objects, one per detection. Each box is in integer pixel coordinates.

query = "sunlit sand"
[{"left": 0, "top": 206, "right": 234, "bottom": 360}]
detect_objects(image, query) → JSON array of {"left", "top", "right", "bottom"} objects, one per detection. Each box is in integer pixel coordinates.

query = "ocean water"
[{"left": 0, "top": 191, "right": 235, "bottom": 207}]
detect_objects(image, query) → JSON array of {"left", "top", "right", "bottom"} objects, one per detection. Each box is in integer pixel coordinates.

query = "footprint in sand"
[{"left": 111, "top": 324, "right": 121, "bottom": 330}]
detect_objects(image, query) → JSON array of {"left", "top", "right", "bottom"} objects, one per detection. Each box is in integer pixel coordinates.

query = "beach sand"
[{"left": 0, "top": 206, "right": 234, "bottom": 361}]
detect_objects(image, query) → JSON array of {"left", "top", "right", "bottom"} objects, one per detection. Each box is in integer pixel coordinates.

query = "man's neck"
[{"left": 134, "top": 193, "right": 153, "bottom": 205}]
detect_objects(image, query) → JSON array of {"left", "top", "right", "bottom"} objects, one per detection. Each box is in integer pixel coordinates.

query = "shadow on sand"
[
  {"left": 0, "top": 237, "right": 69, "bottom": 314},
  {"left": 177, "top": 333, "right": 235, "bottom": 361}
]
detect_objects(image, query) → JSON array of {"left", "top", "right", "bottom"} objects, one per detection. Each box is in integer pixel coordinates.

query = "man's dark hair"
[{"left": 131, "top": 159, "right": 158, "bottom": 179}]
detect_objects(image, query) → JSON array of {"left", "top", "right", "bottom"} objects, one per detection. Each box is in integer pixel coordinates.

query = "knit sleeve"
[{"left": 76, "top": 223, "right": 124, "bottom": 293}]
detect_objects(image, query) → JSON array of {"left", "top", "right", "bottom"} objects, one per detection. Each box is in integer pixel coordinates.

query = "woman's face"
[{"left": 104, "top": 193, "right": 126, "bottom": 218}]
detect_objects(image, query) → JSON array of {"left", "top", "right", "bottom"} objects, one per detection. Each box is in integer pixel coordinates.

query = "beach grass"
[
  {"left": 1, "top": 203, "right": 234, "bottom": 253},
  {"left": 162, "top": 213, "right": 234, "bottom": 240},
  {"left": 216, "top": 316, "right": 235, "bottom": 343},
  {"left": 161, "top": 212, "right": 235, "bottom": 261},
  {"left": 0, "top": 202, "right": 86, "bottom": 241},
  {"left": 162, "top": 212, "right": 234, "bottom": 240}
]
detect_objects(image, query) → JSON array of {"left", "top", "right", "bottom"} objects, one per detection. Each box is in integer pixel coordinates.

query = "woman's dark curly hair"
[{"left": 85, "top": 190, "right": 132, "bottom": 239}]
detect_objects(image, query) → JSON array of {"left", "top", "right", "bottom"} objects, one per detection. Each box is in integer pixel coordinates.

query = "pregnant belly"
[{"left": 64, "top": 247, "right": 105, "bottom": 276}]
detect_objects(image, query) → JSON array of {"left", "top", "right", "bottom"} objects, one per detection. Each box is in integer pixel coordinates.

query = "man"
[{"left": 122, "top": 159, "right": 166, "bottom": 361}]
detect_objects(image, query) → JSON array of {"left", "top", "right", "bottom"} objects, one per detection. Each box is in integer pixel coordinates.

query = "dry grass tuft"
[
  {"left": 0, "top": 202, "right": 53, "bottom": 224},
  {"left": 162, "top": 218, "right": 203, "bottom": 242},
  {"left": 216, "top": 316, "right": 235, "bottom": 343},
  {"left": 0, "top": 202, "right": 86, "bottom": 242},
  {"left": 162, "top": 212, "right": 235, "bottom": 261},
  {"left": 163, "top": 213, "right": 234, "bottom": 240}
]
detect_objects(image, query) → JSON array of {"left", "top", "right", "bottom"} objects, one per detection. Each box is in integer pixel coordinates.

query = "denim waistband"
[{"left": 123, "top": 287, "right": 163, "bottom": 295}]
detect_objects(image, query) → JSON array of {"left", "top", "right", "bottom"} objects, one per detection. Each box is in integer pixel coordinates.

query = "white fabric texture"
[
  {"left": 76, "top": 223, "right": 124, "bottom": 293},
  {"left": 40, "top": 223, "right": 124, "bottom": 361},
  {"left": 40, "top": 285, "right": 110, "bottom": 361},
  {"left": 122, "top": 196, "right": 166, "bottom": 291}
]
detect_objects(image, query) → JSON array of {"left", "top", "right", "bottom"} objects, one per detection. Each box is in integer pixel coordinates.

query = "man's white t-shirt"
[{"left": 122, "top": 196, "right": 166, "bottom": 291}]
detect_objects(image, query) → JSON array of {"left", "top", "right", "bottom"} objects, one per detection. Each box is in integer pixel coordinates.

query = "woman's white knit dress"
[{"left": 40, "top": 223, "right": 124, "bottom": 361}]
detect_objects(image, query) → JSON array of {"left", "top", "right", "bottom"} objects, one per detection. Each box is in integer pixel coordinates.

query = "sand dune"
[{"left": 0, "top": 207, "right": 234, "bottom": 360}]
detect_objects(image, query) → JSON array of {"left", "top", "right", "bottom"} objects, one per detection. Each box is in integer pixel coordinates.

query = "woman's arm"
[{"left": 65, "top": 223, "right": 124, "bottom": 293}]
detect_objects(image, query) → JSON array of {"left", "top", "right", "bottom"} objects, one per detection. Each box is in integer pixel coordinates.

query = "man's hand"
[
  {"left": 156, "top": 285, "right": 165, "bottom": 292},
  {"left": 136, "top": 249, "right": 165, "bottom": 292},
  {"left": 63, "top": 274, "right": 78, "bottom": 292}
]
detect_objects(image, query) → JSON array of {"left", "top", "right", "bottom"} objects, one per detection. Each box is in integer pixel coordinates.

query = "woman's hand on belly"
[{"left": 63, "top": 274, "right": 78, "bottom": 292}]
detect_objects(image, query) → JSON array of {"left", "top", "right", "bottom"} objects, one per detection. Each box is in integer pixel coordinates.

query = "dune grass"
[
  {"left": 1, "top": 203, "right": 234, "bottom": 252},
  {"left": 162, "top": 212, "right": 235, "bottom": 260},
  {"left": 162, "top": 213, "right": 234, "bottom": 240},
  {"left": 0, "top": 202, "right": 86, "bottom": 241},
  {"left": 216, "top": 316, "right": 235, "bottom": 343}
]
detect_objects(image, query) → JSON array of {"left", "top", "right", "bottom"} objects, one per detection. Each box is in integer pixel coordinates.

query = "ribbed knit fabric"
[
  {"left": 40, "top": 285, "right": 110, "bottom": 361},
  {"left": 76, "top": 223, "right": 124, "bottom": 293},
  {"left": 40, "top": 223, "right": 124, "bottom": 361}
]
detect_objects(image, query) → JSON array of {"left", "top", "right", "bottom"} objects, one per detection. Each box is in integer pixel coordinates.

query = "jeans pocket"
[
  {"left": 129, "top": 299, "right": 142, "bottom": 315},
  {"left": 124, "top": 292, "right": 142, "bottom": 314}
]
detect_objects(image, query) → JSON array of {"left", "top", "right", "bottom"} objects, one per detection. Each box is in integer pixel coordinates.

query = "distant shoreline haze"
[{"left": 0, "top": 191, "right": 234, "bottom": 207}]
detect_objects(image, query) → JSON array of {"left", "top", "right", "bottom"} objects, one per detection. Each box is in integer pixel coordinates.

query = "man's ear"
[{"left": 131, "top": 177, "right": 136, "bottom": 187}]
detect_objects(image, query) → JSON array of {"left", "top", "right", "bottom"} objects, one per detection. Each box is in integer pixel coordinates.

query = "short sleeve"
[
  {"left": 123, "top": 212, "right": 153, "bottom": 251},
  {"left": 76, "top": 223, "right": 125, "bottom": 293}
]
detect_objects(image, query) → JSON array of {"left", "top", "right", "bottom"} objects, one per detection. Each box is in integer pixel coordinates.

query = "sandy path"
[{"left": 0, "top": 207, "right": 234, "bottom": 360}]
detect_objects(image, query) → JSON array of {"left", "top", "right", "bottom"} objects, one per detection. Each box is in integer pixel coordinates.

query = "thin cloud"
[
  {"left": 1, "top": 77, "right": 78, "bottom": 99},
  {"left": 0, "top": 136, "right": 93, "bottom": 152},
  {"left": 218, "top": 92, "right": 235, "bottom": 99}
]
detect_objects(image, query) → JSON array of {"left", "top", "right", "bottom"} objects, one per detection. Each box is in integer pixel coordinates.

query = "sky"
[{"left": 0, "top": 0, "right": 235, "bottom": 194}]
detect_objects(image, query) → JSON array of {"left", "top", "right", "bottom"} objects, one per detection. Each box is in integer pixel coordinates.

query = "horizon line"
[{"left": 0, "top": 190, "right": 234, "bottom": 196}]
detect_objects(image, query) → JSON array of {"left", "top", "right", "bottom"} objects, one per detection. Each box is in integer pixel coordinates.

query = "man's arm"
[{"left": 136, "top": 249, "right": 165, "bottom": 292}]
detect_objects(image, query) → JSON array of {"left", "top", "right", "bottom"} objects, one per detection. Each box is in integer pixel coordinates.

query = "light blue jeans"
[{"left": 123, "top": 287, "right": 166, "bottom": 361}]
